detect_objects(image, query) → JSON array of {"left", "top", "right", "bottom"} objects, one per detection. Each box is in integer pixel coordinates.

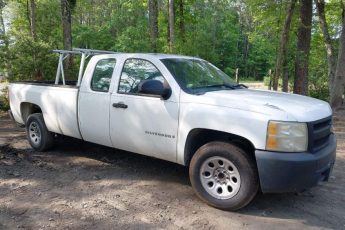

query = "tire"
[
  {"left": 26, "top": 113, "right": 54, "bottom": 151},
  {"left": 189, "top": 141, "right": 259, "bottom": 211}
]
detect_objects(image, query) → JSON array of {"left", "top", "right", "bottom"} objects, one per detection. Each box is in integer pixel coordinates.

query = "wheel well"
[
  {"left": 20, "top": 102, "right": 42, "bottom": 123},
  {"left": 184, "top": 129, "right": 256, "bottom": 166}
]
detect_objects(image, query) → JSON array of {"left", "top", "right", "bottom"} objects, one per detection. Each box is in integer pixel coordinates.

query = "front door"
[{"left": 110, "top": 58, "right": 179, "bottom": 162}]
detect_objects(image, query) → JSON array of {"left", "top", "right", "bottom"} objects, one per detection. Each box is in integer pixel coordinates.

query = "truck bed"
[
  {"left": 12, "top": 80, "right": 78, "bottom": 87},
  {"left": 9, "top": 82, "right": 82, "bottom": 139}
]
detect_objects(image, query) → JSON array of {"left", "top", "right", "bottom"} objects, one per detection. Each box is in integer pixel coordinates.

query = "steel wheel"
[
  {"left": 190, "top": 142, "right": 259, "bottom": 210},
  {"left": 200, "top": 156, "right": 241, "bottom": 200},
  {"left": 29, "top": 121, "right": 41, "bottom": 145},
  {"left": 26, "top": 113, "right": 54, "bottom": 151}
]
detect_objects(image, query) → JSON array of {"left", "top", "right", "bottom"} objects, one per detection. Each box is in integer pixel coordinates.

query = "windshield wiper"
[
  {"left": 232, "top": 83, "right": 248, "bottom": 89},
  {"left": 200, "top": 84, "right": 236, "bottom": 89},
  {"left": 191, "top": 83, "right": 246, "bottom": 95}
]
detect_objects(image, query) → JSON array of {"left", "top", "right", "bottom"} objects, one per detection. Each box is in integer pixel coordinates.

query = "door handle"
[{"left": 112, "top": 102, "right": 128, "bottom": 109}]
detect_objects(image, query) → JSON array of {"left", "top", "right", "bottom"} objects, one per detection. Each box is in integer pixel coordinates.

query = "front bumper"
[{"left": 255, "top": 133, "right": 336, "bottom": 193}]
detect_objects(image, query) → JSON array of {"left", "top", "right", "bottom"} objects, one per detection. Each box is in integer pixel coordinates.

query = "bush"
[
  {"left": 263, "top": 75, "right": 283, "bottom": 89},
  {"left": 0, "top": 81, "right": 9, "bottom": 111},
  {"left": 263, "top": 76, "right": 271, "bottom": 86},
  {"left": 7, "top": 36, "right": 58, "bottom": 82},
  {"left": 309, "top": 81, "right": 329, "bottom": 102},
  {"left": 308, "top": 71, "right": 329, "bottom": 102}
]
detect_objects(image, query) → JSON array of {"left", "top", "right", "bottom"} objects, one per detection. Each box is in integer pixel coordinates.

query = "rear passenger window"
[{"left": 91, "top": 58, "right": 116, "bottom": 92}]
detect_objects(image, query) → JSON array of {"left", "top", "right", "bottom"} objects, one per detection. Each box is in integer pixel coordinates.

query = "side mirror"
[{"left": 138, "top": 79, "right": 172, "bottom": 100}]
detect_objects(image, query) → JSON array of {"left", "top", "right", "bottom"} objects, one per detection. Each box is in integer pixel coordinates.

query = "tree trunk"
[
  {"left": 26, "top": 0, "right": 41, "bottom": 79},
  {"left": 148, "top": 0, "right": 158, "bottom": 52},
  {"left": 168, "top": 0, "right": 175, "bottom": 52},
  {"left": 273, "top": 0, "right": 296, "bottom": 92},
  {"left": 26, "top": 0, "right": 31, "bottom": 35},
  {"left": 243, "top": 35, "right": 249, "bottom": 78},
  {"left": 29, "top": 0, "right": 37, "bottom": 41},
  {"left": 61, "top": 0, "right": 72, "bottom": 51},
  {"left": 0, "top": 0, "right": 9, "bottom": 77},
  {"left": 0, "top": 0, "right": 7, "bottom": 48},
  {"left": 282, "top": 61, "right": 289, "bottom": 92},
  {"left": 167, "top": 1, "right": 170, "bottom": 47},
  {"left": 315, "top": 0, "right": 337, "bottom": 96},
  {"left": 178, "top": 0, "right": 185, "bottom": 41},
  {"left": 0, "top": 0, "right": 6, "bottom": 36},
  {"left": 61, "top": 0, "right": 73, "bottom": 78},
  {"left": 330, "top": 3, "right": 345, "bottom": 108},
  {"left": 294, "top": 0, "right": 312, "bottom": 95}
]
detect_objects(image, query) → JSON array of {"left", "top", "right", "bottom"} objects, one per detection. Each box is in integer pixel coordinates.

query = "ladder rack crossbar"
[{"left": 53, "top": 48, "right": 119, "bottom": 86}]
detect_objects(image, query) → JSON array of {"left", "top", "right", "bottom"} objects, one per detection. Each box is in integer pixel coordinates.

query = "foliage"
[
  {"left": 0, "top": 0, "right": 343, "bottom": 101},
  {"left": 0, "top": 81, "right": 9, "bottom": 111},
  {"left": 7, "top": 36, "right": 57, "bottom": 81},
  {"left": 308, "top": 26, "right": 330, "bottom": 101}
]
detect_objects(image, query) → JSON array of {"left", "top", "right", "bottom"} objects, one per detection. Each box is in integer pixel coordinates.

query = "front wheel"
[
  {"left": 26, "top": 113, "right": 54, "bottom": 151},
  {"left": 189, "top": 141, "right": 259, "bottom": 211}
]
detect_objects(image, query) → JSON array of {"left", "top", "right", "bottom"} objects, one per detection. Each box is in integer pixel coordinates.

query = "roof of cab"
[{"left": 95, "top": 53, "right": 202, "bottom": 60}]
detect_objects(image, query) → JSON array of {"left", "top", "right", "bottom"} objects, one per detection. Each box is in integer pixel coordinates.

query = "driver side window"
[{"left": 118, "top": 59, "right": 165, "bottom": 94}]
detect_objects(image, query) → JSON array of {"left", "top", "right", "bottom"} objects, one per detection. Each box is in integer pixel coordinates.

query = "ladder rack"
[{"left": 53, "top": 48, "right": 118, "bottom": 87}]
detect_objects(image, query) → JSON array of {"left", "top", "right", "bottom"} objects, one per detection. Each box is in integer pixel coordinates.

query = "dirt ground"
[{"left": 0, "top": 110, "right": 345, "bottom": 230}]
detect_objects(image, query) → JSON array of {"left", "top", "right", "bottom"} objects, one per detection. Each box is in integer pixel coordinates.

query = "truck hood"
[{"left": 187, "top": 89, "right": 332, "bottom": 122}]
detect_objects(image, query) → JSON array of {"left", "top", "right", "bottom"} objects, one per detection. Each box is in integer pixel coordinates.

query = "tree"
[
  {"left": 178, "top": 0, "right": 185, "bottom": 41},
  {"left": 26, "top": 0, "right": 42, "bottom": 79},
  {"left": 0, "top": 0, "right": 7, "bottom": 47},
  {"left": 61, "top": 0, "right": 75, "bottom": 77},
  {"left": 29, "top": 0, "right": 37, "bottom": 41},
  {"left": 168, "top": 0, "right": 175, "bottom": 52},
  {"left": 61, "top": 0, "right": 74, "bottom": 51},
  {"left": 3, "top": 0, "right": 339, "bottom": 104},
  {"left": 294, "top": 0, "right": 313, "bottom": 95},
  {"left": 0, "top": 0, "right": 4, "bottom": 33},
  {"left": 148, "top": 0, "right": 158, "bottom": 52},
  {"left": 0, "top": 0, "right": 8, "bottom": 76},
  {"left": 315, "top": 0, "right": 337, "bottom": 97},
  {"left": 273, "top": 0, "right": 296, "bottom": 92},
  {"left": 330, "top": 1, "right": 345, "bottom": 108}
]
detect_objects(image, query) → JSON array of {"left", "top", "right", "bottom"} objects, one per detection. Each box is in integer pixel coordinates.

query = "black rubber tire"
[
  {"left": 189, "top": 141, "right": 259, "bottom": 211},
  {"left": 26, "top": 113, "right": 54, "bottom": 151}
]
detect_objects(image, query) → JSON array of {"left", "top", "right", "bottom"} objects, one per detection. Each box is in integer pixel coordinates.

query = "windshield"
[{"left": 161, "top": 58, "right": 239, "bottom": 94}]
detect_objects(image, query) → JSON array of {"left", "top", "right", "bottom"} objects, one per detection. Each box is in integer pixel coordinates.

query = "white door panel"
[
  {"left": 78, "top": 57, "right": 117, "bottom": 147},
  {"left": 109, "top": 58, "right": 179, "bottom": 163},
  {"left": 110, "top": 94, "right": 178, "bottom": 162},
  {"left": 78, "top": 91, "right": 112, "bottom": 147}
]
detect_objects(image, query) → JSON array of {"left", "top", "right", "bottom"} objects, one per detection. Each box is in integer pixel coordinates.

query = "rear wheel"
[
  {"left": 26, "top": 113, "right": 54, "bottom": 151},
  {"left": 189, "top": 141, "right": 259, "bottom": 211}
]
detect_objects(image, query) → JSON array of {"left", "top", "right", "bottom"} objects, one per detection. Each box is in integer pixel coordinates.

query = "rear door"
[
  {"left": 109, "top": 58, "right": 179, "bottom": 162},
  {"left": 78, "top": 56, "right": 117, "bottom": 147}
]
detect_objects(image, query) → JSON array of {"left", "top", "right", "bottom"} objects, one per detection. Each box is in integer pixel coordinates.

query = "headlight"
[{"left": 266, "top": 121, "right": 308, "bottom": 152}]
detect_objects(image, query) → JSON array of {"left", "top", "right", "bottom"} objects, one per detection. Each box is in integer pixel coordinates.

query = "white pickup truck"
[{"left": 8, "top": 49, "right": 336, "bottom": 210}]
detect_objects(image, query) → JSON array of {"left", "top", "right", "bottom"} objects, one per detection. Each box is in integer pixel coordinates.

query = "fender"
[{"left": 177, "top": 103, "right": 271, "bottom": 165}]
